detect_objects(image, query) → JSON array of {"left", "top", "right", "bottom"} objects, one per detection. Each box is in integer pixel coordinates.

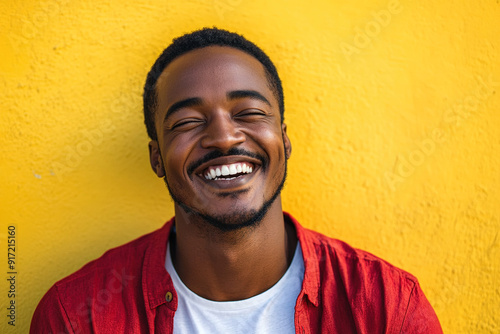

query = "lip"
[
  {"left": 193, "top": 155, "right": 262, "bottom": 191},
  {"left": 193, "top": 155, "right": 262, "bottom": 176}
]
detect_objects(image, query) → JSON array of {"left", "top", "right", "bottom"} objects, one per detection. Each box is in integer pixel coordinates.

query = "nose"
[{"left": 200, "top": 112, "right": 245, "bottom": 151}]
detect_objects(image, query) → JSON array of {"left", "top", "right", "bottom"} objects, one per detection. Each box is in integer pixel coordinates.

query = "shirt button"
[{"left": 165, "top": 291, "right": 173, "bottom": 302}]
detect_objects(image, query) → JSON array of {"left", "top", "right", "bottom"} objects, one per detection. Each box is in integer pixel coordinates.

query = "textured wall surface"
[{"left": 1, "top": 0, "right": 499, "bottom": 332}]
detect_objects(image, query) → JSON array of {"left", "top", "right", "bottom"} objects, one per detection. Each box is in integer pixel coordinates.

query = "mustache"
[{"left": 187, "top": 148, "right": 267, "bottom": 176}]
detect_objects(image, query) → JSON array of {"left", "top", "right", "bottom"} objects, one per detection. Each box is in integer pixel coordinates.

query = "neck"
[{"left": 171, "top": 199, "right": 297, "bottom": 301}]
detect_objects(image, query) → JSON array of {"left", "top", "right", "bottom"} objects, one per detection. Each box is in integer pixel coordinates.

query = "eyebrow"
[
  {"left": 163, "top": 90, "right": 271, "bottom": 123},
  {"left": 227, "top": 90, "right": 271, "bottom": 106},
  {"left": 164, "top": 97, "right": 203, "bottom": 123}
]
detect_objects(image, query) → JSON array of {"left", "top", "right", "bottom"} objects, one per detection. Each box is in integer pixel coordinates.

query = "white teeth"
[
  {"left": 204, "top": 162, "right": 255, "bottom": 181},
  {"left": 229, "top": 164, "right": 237, "bottom": 174}
]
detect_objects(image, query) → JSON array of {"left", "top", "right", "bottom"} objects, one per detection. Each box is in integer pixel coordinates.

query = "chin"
[
  {"left": 175, "top": 198, "right": 270, "bottom": 232},
  {"left": 198, "top": 208, "right": 267, "bottom": 232},
  {"left": 165, "top": 160, "right": 288, "bottom": 233}
]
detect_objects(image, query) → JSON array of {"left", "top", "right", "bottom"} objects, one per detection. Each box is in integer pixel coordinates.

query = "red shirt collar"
[{"left": 141, "top": 212, "right": 319, "bottom": 310}]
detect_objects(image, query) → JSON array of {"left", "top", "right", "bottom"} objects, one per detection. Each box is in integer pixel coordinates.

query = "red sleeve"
[
  {"left": 30, "top": 285, "right": 75, "bottom": 334},
  {"left": 400, "top": 281, "right": 442, "bottom": 334}
]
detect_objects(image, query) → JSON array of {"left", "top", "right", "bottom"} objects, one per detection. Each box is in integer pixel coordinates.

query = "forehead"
[{"left": 155, "top": 46, "right": 274, "bottom": 109}]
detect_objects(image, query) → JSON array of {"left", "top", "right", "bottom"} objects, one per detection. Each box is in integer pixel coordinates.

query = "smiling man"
[{"left": 31, "top": 28, "right": 442, "bottom": 333}]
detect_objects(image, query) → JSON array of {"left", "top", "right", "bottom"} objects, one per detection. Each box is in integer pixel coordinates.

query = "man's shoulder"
[
  {"left": 302, "top": 223, "right": 417, "bottom": 282},
  {"left": 31, "top": 221, "right": 173, "bottom": 333},
  {"left": 287, "top": 213, "right": 442, "bottom": 332},
  {"left": 288, "top": 212, "right": 418, "bottom": 292},
  {"left": 290, "top": 214, "right": 443, "bottom": 333},
  {"left": 51, "top": 220, "right": 172, "bottom": 296}
]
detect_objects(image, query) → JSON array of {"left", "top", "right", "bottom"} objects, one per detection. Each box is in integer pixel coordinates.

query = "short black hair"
[{"left": 143, "top": 27, "right": 284, "bottom": 140}]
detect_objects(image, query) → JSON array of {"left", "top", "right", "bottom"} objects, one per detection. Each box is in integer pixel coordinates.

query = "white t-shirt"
[{"left": 165, "top": 242, "right": 305, "bottom": 334}]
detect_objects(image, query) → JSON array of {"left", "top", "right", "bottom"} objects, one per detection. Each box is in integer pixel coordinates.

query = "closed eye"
[
  {"left": 170, "top": 119, "right": 204, "bottom": 130},
  {"left": 235, "top": 109, "right": 267, "bottom": 118}
]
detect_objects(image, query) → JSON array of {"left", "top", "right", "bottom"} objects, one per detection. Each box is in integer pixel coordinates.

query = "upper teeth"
[{"left": 204, "top": 162, "right": 253, "bottom": 180}]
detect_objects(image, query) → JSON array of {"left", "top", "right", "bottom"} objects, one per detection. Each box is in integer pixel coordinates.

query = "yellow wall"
[{"left": 1, "top": 0, "right": 499, "bottom": 332}]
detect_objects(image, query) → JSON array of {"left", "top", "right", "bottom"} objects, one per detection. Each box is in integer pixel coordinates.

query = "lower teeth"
[{"left": 214, "top": 176, "right": 236, "bottom": 180}]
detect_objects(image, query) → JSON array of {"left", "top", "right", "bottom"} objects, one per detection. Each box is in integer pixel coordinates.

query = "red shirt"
[{"left": 31, "top": 213, "right": 442, "bottom": 333}]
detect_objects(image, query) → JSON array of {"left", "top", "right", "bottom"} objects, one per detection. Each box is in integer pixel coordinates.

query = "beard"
[{"left": 163, "top": 150, "right": 288, "bottom": 233}]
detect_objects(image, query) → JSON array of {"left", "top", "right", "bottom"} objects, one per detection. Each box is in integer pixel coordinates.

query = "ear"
[
  {"left": 281, "top": 123, "right": 292, "bottom": 159},
  {"left": 148, "top": 140, "right": 165, "bottom": 178}
]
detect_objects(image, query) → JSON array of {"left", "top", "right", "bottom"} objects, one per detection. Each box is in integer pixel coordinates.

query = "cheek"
[
  {"left": 257, "top": 128, "right": 286, "bottom": 156},
  {"left": 163, "top": 139, "right": 192, "bottom": 177}
]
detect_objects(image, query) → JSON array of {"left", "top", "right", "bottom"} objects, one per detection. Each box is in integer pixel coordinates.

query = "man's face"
[{"left": 149, "top": 46, "right": 291, "bottom": 231}]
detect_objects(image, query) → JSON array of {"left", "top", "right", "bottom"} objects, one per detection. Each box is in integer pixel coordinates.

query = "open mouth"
[{"left": 202, "top": 162, "right": 255, "bottom": 181}]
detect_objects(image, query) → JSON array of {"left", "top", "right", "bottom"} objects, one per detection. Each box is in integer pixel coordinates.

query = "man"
[{"left": 31, "top": 28, "right": 442, "bottom": 333}]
